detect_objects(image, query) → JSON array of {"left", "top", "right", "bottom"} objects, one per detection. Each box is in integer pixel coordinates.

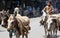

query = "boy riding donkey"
[
  {"left": 42, "top": 1, "right": 54, "bottom": 15},
  {"left": 40, "top": 1, "right": 54, "bottom": 25}
]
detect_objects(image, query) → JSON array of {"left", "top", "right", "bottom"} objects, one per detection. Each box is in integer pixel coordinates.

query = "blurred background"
[{"left": 0, "top": 0, "right": 60, "bottom": 17}]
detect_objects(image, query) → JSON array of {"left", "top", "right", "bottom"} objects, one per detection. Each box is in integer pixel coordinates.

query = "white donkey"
[
  {"left": 41, "top": 10, "right": 60, "bottom": 38},
  {"left": 46, "top": 17, "right": 58, "bottom": 38},
  {"left": 40, "top": 10, "right": 59, "bottom": 38}
]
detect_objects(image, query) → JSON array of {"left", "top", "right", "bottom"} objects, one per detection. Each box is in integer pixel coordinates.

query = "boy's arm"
[
  {"left": 49, "top": 6, "right": 54, "bottom": 13},
  {"left": 42, "top": 7, "right": 46, "bottom": 11}
]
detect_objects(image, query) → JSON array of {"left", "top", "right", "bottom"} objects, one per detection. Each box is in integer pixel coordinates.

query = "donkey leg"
[
  {"left": 53, "top": 29, "right": 57, "bottom": 38},
  {"left": 45, "top": 29, "right": 47, "bottom": 35},
  {"left": 55, "top": 29, "right": 57, "bottom": 38},
  {"left": 25, "top": 32, "right": 28, "bottom": 38},
  {"left": 52, "top": 30, "right": 56, "bottom": 38},
  {"left": 16, "top": 31, "right": 20, "bottom": 38},
  {"left": 22, "top": 32, "right": 24, "bottom": 38},
  {"left": 9, "top": 30, "right": 13, "bottom": 38},
  {"left": 44, "top": 26, "right": 47, "bottom": 37},
  {"left": 49, "top": 31, "right": 52, "bottom": 38},
  {"left": 52, "top": 30, "right": 55, "bottom": 38},
  {"left": 55, "top": 29, "right": 57, "bottom": 36}
]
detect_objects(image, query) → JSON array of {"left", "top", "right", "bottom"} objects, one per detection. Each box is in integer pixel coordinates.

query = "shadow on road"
[
  {"left": 43, "top": 35, "right": 60, "bottom": 38},
  {"left": 56, "top": 35, "right": 60, "bottom": 38}
]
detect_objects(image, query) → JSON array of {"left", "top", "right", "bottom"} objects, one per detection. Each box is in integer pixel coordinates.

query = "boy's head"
[{"left": 47, "top": 1, "right": 51, "bottom": 6}]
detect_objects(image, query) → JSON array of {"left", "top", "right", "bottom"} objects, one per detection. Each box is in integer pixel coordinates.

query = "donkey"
[
  {"left": 7, "top": 14, "right": 31, "bottom": 38},
  {"left": 46, "top": 17, "right": 58, "bottom": 38},
  {"left": 0, "top": 10, "right": 10, "bottom": 28},
  {"left": 40, "top": 10, "right": 60, "bottom": 38}
]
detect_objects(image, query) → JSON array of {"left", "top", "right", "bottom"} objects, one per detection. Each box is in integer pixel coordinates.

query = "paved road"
[{"left": 0, "top": 17, "right": 60, "bottom": 38}]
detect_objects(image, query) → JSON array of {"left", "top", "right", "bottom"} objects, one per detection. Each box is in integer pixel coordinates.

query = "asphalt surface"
[{"left": 0, "top": 17, "right": 60, "bottom": 38}]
